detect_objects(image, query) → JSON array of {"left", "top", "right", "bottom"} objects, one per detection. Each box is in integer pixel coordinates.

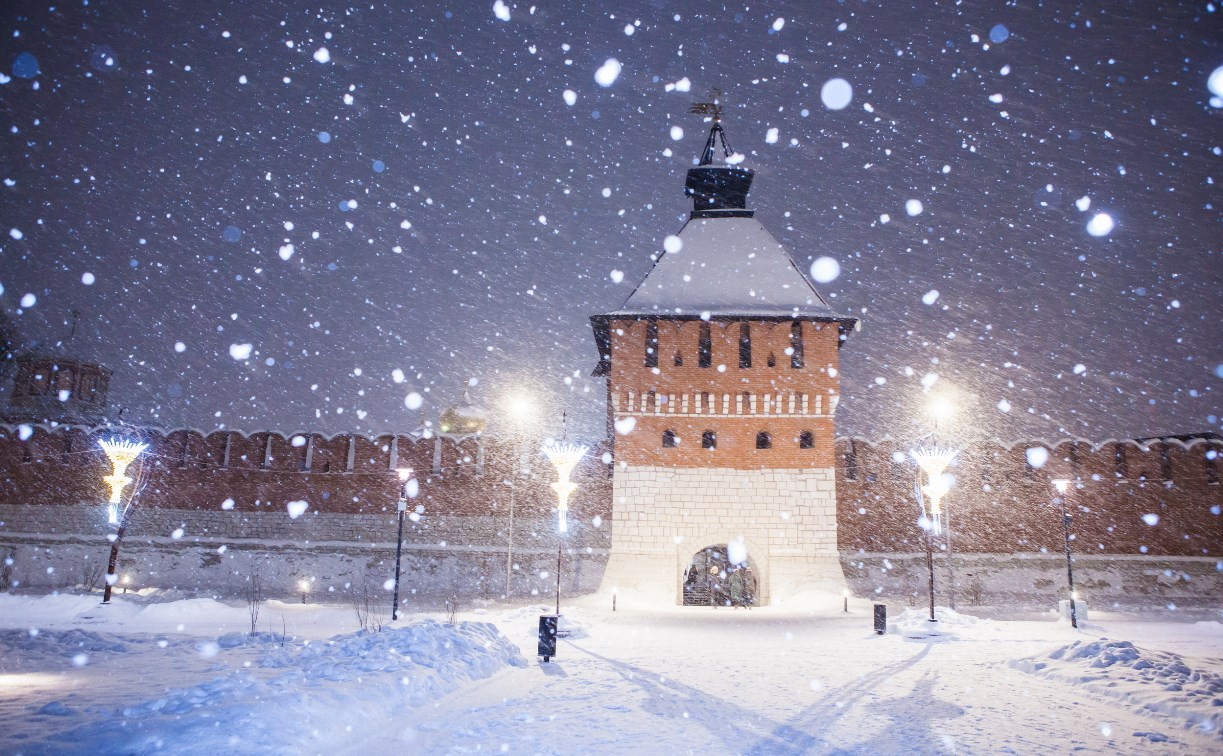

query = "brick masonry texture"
[{"left": 607, "top": 319, "right": 843, "bottom": 469}]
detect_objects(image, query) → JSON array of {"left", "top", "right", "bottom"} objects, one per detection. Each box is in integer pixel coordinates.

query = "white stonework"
[{"left": 600, "top": 465, "right": 846, "bottom": 605}]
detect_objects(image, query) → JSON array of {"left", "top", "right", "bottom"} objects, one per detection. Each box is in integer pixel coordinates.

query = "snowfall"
[{"left": 0, "top": 591, "right": 1220, "bottom": 754}]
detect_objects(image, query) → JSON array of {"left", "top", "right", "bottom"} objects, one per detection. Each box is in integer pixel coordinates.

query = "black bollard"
[
  {"left": 538, "top": 615, "right": 558, "bottom": 662},
  {"left": 873, "top": 604, "right": 887, "bottom": 635}
]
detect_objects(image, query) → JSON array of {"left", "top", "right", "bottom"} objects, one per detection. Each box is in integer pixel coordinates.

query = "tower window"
[
  {"left": 644, "top": 320, "right": 659, "bottom": 368},
  {"left": 698, "top": 322, "right": 712, "bottom": 368},
  {"left": 738, "top": 322, "right": 751, "bottom": 368},
  {"left": 845, "top": 440, "right": 859, "bottom": 481},
  {"left": 799, "top": 431, "right": 814, "bottom": 449},
  {"left": 673, "top": 351, "right": 684, "bottom": 367},
  {"left": 662, "top": 430, "right": 678, "bottom": 448},
  {"left": 702, "top": 430, "right": 717, "bottom": 449},
  {"left": 790, "top": 321, "right": 804, "bottom": 368},
  {"left": 755, "top": 431, "right": 771, "bottom": 449},
  {"left": 766, "top": 352, "right": 776, "bottom": 368}
]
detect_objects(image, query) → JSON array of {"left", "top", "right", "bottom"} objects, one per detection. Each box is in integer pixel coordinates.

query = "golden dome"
[{"left": 439, "top": 388, "right": 487, "bottom": 435}]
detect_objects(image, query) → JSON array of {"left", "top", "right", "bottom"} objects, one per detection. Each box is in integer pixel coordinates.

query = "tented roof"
[{"left": 606, "top": 213, "right": 848, "bottom": 319}]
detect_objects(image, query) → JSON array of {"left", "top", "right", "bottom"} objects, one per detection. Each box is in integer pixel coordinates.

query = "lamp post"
[
  {"left": 928, "top": 397, "right": 957, "bottom": 609},
  {"left": 543, "top": 441, "right": 587, "bottom": 617},
  {"left": 1052, "top": 479, "right": 1078, "bottom": 629},
  {"left": 391, "top": 467, "right": 413, "bottom": 621},
  {"left": 910, "top": 446, "right": 958, "bottom": 622},
  {"left": 98, "top": 438, "right": 148, "bottom": 605},
  {"left": 503, "top": 393, "right": 534, "bottom": 602}
]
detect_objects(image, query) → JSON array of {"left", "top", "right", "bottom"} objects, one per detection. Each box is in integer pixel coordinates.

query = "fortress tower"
[{"left": 590, "top": 114, "right": 858, "bottom": 606}]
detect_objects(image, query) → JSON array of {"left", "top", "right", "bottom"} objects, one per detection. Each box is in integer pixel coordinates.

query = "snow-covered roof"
[{"left": 607, "top": 213, "right": 849, "bottom": 320}]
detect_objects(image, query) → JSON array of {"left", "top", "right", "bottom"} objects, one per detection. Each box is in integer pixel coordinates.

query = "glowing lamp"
[
  {"left": 910, "top": 446, "right": 957, "bottom": 479},
  {"left": 929, "top": 396, "right": 955, "bottom": 424},
  {"left": 911, "top": 446, "right": 958, "bottom": 534},
  {"left": 506, "top": 393, "right": 535, "bottom": 421},
  {"left": 98, "top": 439, "right": 148, "bottom": 524},
  {"left": 543, "top": 441, "right": 588, "bottom": 534},
  {"left": 1052, "top": 479, "right": 1071, "bottom": 494}
]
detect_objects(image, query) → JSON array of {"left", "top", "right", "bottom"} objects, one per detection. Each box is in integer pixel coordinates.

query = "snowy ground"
[{"left": 1, "top": 591, "right": 1221, "bottom": 754}]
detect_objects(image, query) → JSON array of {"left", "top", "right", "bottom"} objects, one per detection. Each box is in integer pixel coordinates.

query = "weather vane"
[
  {"left": 687, "top": 88, "right": 724, "bottom": 123},
  {"left": 688, "top": 89, "right": 734, "bottom": 166}
]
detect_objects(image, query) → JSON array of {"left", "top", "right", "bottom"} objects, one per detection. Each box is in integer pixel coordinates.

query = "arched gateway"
[
  {"left": 682, "top": 544, "right": 760, "bottom": 607},
  {"left": 590, "top": 110, "right": 859, "bottom": 606}
]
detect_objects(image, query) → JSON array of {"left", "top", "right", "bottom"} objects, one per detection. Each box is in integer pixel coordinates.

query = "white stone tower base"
[{"left": 599, "top": 465, "right": 846, "bottom": 608}]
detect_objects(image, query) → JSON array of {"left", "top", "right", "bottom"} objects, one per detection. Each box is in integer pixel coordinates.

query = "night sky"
[{"left": 0, "top": 1, "right": 1219, "bottom": 445}]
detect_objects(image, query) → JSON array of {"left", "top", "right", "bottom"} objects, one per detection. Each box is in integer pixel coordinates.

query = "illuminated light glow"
[
  {"left": 505, "top": 392, "right": 535, "bottom": 421},
  {"left": 1052, "top": 479, "right": 1071, "bottom": 494},
  {"left": 929, "top": 396, "right": 955, "bottom": 424},
  {"left": 543, "top": 442, "right": 588, "bottom": 534},
  {"left": 98, "top": 439, "right": 148, "bottom": 522}
]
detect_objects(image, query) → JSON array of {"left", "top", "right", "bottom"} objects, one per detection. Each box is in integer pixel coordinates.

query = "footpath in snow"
[{"left": 1, "top": 591, "right": 1221, "bottom": 754}]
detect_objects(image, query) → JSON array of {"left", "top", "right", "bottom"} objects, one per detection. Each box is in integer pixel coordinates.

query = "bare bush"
[
  {"left": 350, "top": 578, "right": 386, "bottom": 633},
  {"left": 245, "top": 572, "right": 265, "bottom": 635},
  {"left": 79, "top": 558, "right": 106, "bottom": 592},
  {"left": 1, "top": 548, "right": 16, "bottom": 592}
]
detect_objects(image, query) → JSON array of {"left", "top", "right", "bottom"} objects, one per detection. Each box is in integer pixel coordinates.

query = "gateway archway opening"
[{"left": 682, "top": 545, "right": 758, "bottom": 607}]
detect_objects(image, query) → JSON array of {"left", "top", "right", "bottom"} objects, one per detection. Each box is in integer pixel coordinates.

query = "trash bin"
[
  {"left": 538, "top": 614, "right": 558, "bottom": 661},
  {"left": 873, "top": 604, "right": 887, "bottom": 635}
]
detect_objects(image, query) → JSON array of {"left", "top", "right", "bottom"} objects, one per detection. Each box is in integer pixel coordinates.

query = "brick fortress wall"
[
  {"left": 0, "top": 424, "right": 1219, "bottom": 607},
  {"left": 836, "top": 436, "right": 1223, "bottom": 608},
  {"left": 0, "top": 424, "right": 612, "bottom": 604}
]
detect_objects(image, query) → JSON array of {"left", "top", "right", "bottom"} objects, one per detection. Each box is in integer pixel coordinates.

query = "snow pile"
[
  {"left": 887, "top": 606, "right": 1009, "bottom": 640},
  {"left": 13, "top": 621, "right": 524, "bottom": 753},
  {"left": 1011, "top": 639, "right": 1223, "bottom": 739},
  {"left": 0, "top": 627, "right": 129, "bottom": 657}
]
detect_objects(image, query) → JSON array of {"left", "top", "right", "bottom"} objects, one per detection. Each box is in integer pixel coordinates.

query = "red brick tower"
[{"left": 590, "top": 116, "right": 858, "bottom": 606}]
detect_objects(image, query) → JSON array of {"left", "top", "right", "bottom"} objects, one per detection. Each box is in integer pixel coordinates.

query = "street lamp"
[
  {"left": 910, "top": 445, "right": 958, "bottom": 622},
  {"left": 98, "top": 438, "right": 148, "bottom": 604},
  {"left": 543, "top": 441, "right": 587, "bottom": 616},
  {"left": 503, "top": 392, "right": 534, "bottom": 602},
  {"left": 1052, "top": 478, "right": 1079, "bottom": 629},
  {"left": 391, "top": 467, "right": 414, "bottom": 621}
]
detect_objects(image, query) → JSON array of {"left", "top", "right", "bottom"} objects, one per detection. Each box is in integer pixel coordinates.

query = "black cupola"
[{"left": 683, "top": 98, "right": 754, "bottom": 216}]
